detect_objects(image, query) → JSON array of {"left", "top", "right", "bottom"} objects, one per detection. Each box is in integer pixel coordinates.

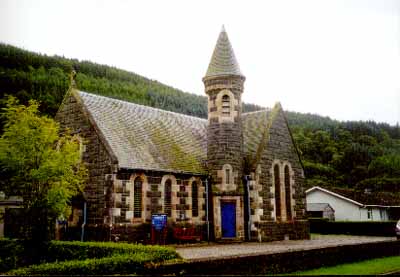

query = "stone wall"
[
  {"left": 56, "top": 91, "right": 208, "bottom": 242},
  {"left": 110, "top": 170, "right": 206, "bottom": 226},
  {"left": 56, "top": 91, "right": 117, "bottom": 226},
  {"left": 204, "top": 75, "right": 245, "bottom": 189},
  {"left": 204, "top": 75, "right": 246, "bottom": 240},
  {"left": 149, "top": 240, "right": 400, "bottom": 275},
  {"left": 253, "top": 107, "right": 309, "bottom": 241}
]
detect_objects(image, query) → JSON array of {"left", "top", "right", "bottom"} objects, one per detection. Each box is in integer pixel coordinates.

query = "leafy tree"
[
  {"left": 368, "top": 154, "right": 400, "bottom": 178},
  {"left": 0, "top": 96, "right": 87, "bottom": 243}
]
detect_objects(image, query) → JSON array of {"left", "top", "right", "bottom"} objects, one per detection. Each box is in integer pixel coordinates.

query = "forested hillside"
[{"left": 1, "top": 43, "right": 399, "bottom": 195}]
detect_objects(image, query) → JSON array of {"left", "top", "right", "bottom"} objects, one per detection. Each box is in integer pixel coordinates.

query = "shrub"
[{"left": 0, "top": 239, "right": 24, "bottom": 272}]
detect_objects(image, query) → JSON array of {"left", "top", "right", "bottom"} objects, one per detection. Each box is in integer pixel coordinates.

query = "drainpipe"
[
  {"left": 245, "top": 175, "right": 252, "bottom": 241},
  {"left": 81, "top": 201, "right": 87, "bottom": 242},
  {"left": 205, "top": 178, "right": 210, "bottom": 242}
]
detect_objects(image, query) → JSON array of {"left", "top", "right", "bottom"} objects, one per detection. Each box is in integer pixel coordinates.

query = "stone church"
[{"left": 56, "top": 27, "right": 309, "bottom": 242}]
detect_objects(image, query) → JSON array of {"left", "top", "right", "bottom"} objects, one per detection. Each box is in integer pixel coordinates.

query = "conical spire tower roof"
[{"left": 204, "top": 26, "right": 243, "bottom": 78}]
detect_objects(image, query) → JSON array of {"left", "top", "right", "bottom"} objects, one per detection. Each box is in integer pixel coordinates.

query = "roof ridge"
[{"left": 78, "top": 90, "right": 208, "bottom": 123}]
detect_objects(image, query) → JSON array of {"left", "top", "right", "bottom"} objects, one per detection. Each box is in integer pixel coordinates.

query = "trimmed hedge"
[
  {"left": 1, "top": 239, "right": 179, "bottom": 275},
  {"left": 46, "top": 240, "right": 178, "bottom": 262},
  {"left": 9, "top": 254, "right": 180, "bottom": 275},
  {"left": 310, "top": 218, "right": 398, "bottom": 236}
]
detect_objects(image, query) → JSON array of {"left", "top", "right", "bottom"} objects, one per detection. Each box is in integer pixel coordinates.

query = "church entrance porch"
[{"left": 213, "top": 196, "right": 244, "bottom": 240}]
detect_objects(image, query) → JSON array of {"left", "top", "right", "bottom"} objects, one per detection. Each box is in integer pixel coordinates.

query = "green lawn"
[{"left": 291, "top": 255, "right": 400, "bottom": 275}]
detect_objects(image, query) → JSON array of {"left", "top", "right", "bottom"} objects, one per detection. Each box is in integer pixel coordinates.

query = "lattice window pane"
[
  {"left": 134, "top": 177, "right": 142, "bottom": 218},
  {"left": 192, "top": 181, "right": 199, "bottom": 217},
  {"left": 274, "top": 165, "right": 281, "bottom": 221},
  {"left": 285, "top": 165, "right": 292, "bottom": 221},
  {"left": 164, "top": 179, "right": 172, "bottom": 217}
]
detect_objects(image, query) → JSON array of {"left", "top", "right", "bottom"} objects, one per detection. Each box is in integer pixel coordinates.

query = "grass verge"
[{"left": 290, "top": 255, "right": 400, "bottom": 275}]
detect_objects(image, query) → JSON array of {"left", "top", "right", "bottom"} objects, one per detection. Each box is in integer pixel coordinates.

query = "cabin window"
[
  {"left": 284, "top": 165, "right": 292, "bottom": 221},
  {"left": 133, "top": 177, "right": 143, "bottom": 218},
  {"left": 164, "top": 179, "right": 172, "bottom": 217},
  {"left": 192, "top": 181, "right": 199, "bottom": 217},
  {"left": 274, "top": 164, "right": 281, "bottom": 221},
  {"left": 222, "top": 95, "right": 230, "bottom": 116},
  {"left": 367, "top": 208, "right": 372, "bottom": 220}
]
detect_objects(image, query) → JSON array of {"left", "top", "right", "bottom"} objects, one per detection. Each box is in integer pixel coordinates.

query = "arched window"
[
  {"left": 133, "top": 177, "right": 142, "bottom": 218},
  {"left": 192, "top": 181, "right": 199, "bottom": 217},
  {"left": 222, "top": 95, "right": 230, "bottom": 116},
  {"left": 274, "top": 164, "right": 281, "bottom": 221},
  {"left": 164, "top": 179, "right": 172, "bottom": 217},
  {"left": 222, "top": 164, "right": 233, "bottom": 185},
  {"left": 225, "top": 168, "right": 231, "bottom": 184},
  {"left": 284, "top": 165, "right": 292, "bottom": 221}
]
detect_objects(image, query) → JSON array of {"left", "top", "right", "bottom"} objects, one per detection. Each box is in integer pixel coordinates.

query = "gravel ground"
[{"left": 175, "top": 235, "right": 396, "bottom": 260}]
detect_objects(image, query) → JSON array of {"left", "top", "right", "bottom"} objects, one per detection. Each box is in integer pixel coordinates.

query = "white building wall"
[
  {"left": 359, "top": 207, "right": 369, "bottom": 221},
  {"left": 307, "top": 190, "right": 361, "bottom": 221},
  {"left": 307, "top": 190, "right": 391, "bottom": 221},
  {"left": 360, "top": 207, "right": 388, "bottom": 221}
]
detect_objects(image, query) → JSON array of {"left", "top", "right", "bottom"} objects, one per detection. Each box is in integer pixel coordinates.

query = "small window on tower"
[
  {"left": 225, "top": 168, "right": 231, "bottom": 184},
  {"left": 222, "top": 95, "right": 230, "bottom": 116}
]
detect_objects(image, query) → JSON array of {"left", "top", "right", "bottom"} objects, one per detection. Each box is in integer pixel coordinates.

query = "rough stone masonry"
[{"left": 56, "top": 26, "right": 309, "bottom": 242}]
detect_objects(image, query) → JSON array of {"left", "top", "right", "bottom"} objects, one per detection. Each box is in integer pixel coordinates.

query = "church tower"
[{"left": 203, "top": 26, "right": 246, "bottom": 239}]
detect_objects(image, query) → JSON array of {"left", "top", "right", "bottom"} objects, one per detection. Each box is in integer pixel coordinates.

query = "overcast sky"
[{"left": 1, "top": 0, "right": 399, "bottom": 125}]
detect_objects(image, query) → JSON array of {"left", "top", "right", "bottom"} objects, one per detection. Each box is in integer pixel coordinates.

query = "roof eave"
[
  {"left": 306, "top": 186, "right": 364, "bottom": 207},
  {"left": 202, "top": 74, "right": 245, "bottom": 82},
  {"left": 118, "top": 166, "right": 208, "bottom": 177}
]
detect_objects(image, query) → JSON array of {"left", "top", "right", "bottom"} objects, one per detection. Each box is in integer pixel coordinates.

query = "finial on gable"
[{"left": 70, "top": 70, "right": 77, "bottom": 89}]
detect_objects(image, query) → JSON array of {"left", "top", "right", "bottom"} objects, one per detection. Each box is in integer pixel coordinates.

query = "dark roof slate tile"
[{"left": 76, "top": 91, "right": 271, "bottom": 175}]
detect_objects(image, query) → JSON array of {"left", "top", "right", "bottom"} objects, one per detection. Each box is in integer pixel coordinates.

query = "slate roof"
[
  {"left": 78, "top": 91, "right": 208, "bottom": 175},
  {"left": 205, "top": 26, "right": 243, "bottom": 78},
  {"left": 242, "top": 109, "right": 271, "bottom": 160},
  {"left": 75, "top": 91, "right": 273, "bottom": 175}
]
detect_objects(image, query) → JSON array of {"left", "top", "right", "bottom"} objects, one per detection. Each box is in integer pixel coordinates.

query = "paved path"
[{"left": 175, "top": 235, "right": 396, "bottom": 261}]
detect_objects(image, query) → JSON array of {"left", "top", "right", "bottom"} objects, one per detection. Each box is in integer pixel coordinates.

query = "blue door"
[{"left": 221, "top": 202, "right": 236, "bottom": 238}]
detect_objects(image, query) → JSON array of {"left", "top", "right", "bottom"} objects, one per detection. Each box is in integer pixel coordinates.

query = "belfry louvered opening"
[{"left": 222, "top": 95, "right": 230, "bottom": 116}]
